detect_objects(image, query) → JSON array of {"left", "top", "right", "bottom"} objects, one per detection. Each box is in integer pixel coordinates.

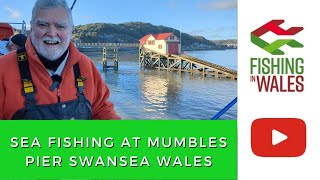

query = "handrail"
[{"left": 4, "top": 21, "right": 27, "bottom": 35}]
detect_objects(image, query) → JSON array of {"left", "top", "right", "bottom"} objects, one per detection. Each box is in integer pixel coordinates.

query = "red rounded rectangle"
[{"left": 251, "top": 118, "right": 306, "bottom": 157}]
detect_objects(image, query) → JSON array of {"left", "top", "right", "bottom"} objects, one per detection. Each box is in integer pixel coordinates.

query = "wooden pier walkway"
[
  {"left": 139, "top": 47, "right": 237, "bottom": 80},
  {"left": 75, "top": 42, "right": 140, "bottom": 48}
]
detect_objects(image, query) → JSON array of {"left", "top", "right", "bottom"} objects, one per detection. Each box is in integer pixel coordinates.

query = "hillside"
[
  {"left": 72, "top": 22, "right": 228, "bottom": 50},
  {"left": 211, "top": 39, "right": 237, "bottom": 49}
]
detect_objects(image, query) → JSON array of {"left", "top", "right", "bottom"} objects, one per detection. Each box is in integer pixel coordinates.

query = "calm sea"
[{"left": 83, "top": 49, "right": 237, "bottom": 120}]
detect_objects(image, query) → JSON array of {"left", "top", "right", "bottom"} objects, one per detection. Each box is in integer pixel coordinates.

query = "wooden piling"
[{"left": 102, "top": 47, "right": 118, "bottom": 70}]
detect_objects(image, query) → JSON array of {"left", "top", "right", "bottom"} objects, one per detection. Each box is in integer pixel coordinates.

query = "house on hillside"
[{"left": 139, "top": 32, "right": 181, "bottom": 55}]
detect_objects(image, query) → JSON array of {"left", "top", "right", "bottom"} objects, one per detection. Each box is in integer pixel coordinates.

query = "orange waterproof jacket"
[{"left": 0, "top": 38, "right": 120, "bottom": 120}]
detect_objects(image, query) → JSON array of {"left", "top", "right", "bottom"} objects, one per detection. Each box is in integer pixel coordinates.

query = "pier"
[
  {"left": 75, "top": 42, "right": 140, "bottom": 49},
  {"left": 139, "top": 47, "right": 237, "bottom": 80},
  {"left": 102, "top": 47, "right": 118, "bottom": 70},
  {"left": 75, "top": 42, "right": 237, "bottom": 80}
]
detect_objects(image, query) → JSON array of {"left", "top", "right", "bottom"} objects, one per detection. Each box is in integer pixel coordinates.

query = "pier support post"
[{"left": 102, "top": 47, "right": 118, "bottom": 70}]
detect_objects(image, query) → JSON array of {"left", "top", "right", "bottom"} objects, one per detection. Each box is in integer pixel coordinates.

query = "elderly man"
[{"left": 0, "top": 0, "right": 120, "bottom": 119}]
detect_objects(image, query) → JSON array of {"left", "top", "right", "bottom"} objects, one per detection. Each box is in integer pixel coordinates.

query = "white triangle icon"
[{"left": 272, "top": 129, "right": 288, "bottom": 145}]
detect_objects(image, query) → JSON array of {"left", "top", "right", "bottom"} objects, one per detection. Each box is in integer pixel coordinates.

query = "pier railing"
[{"left": 75, "top": 42, "right": 140, "bottom": 48}]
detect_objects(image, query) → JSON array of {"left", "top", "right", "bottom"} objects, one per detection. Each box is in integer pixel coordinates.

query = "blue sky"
[{"left": 0, "top": 0, "right": 237, "bottom": 40}]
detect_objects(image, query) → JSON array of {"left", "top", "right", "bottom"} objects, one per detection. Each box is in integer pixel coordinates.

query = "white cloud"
[
  {"left": 198, "top": 0, "right": 237, "bottom": 10},
  {"left": 5, "top": 7, "right": 21, "bottom": 18}
]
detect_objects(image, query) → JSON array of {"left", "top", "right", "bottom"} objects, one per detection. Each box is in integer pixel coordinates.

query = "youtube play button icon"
[
  {"left": 272, "top": 129, "right": 287, "bottom": 145},
  {"left": 251, "top": 118, "right": 306, "bottom": 157}
]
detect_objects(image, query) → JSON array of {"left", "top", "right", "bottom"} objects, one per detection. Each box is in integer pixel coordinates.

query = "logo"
[
  {"left": 251, "top": 20, "right": 303, "bottom": 55},
  {"left": 251, "top": 118, "right": 306, "bottom": 157},
  {"left": 249, "top": 19, "right": 305, "bottom": 93}
]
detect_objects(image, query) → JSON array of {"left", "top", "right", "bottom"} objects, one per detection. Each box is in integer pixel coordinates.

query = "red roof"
[
  {"left": 139, "top": 32, "right": 174, "bottom": 43},
  {"left": 139, "top": 34, "right": 152, "bottom": 43},
  {"left": 153, "top": 33, "right": 173, "bottom": 40}
]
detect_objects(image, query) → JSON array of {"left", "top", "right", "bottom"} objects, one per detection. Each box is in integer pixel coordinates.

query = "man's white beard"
[{"left": 31, "top": 34, "right": 71, "bottom": 61}]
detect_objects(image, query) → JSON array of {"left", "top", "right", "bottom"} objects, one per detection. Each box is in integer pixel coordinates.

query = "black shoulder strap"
[
  {"left": 73, "top": 63, "right": 86, "bottom": 95},
  {"left": 16, "top": 47, "right": 37, "bottom": 104}
]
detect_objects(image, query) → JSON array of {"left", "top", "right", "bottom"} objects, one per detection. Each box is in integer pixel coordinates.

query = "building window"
[
  {"left": 148, "top": 40, "right": 155, "bottom": 45},
  {"left": 158, "top": 44, "right": 162, "bottom": 49},
  {"left": 170, "top": 35, "right": 175, "bottom": 40}
]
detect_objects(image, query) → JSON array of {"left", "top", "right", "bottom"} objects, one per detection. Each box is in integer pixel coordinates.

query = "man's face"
[{"left": 30, "top": 7, "right": 73, "bottom": 61}]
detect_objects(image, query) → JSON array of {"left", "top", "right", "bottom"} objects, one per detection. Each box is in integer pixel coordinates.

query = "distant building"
[
  {"left": 139, "top": 32, "right": 181, "bottom": 54},
  {"left": 225, "top": 43, "right": 237, "bottom": 49}
]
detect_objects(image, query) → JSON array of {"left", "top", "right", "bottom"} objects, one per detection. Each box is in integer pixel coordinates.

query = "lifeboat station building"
[{"left": 139, "top": 32, "right": 181, "bottom": 55}]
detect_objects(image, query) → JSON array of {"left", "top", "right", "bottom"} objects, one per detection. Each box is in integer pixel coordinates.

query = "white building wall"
[
  {"left": 143, "top": 36, "right": 156, "bottom": 50},
  {"left": 142, "top": 35, "right": 181, "bottom": 54},
  {"left": 144, "top": 39, "right": 167, "bottom": 54},
  {"left": 154, "top": 40, "right": 167, "bottom": 54}
]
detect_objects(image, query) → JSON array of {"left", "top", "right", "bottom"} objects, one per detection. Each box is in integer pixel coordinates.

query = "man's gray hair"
[{"left": 30, "top": 0, "right": 73, "bottom": 26}]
